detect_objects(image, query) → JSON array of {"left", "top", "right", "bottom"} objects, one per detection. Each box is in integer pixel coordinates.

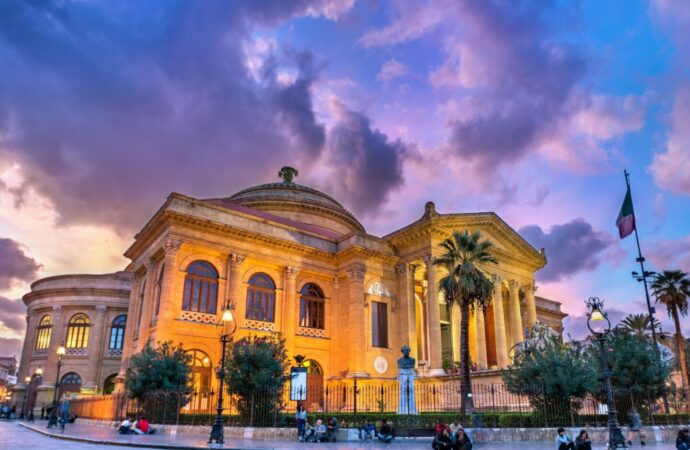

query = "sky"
[{"left": 1, "top": 0, "right": 690, "bottom": 357}]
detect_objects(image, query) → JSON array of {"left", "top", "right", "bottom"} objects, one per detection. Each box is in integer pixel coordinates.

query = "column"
[
  {"left": 524, "top": 282, "right": 538, "bottom": 332},
  {"left": 115, "top": 276, "right": 142, "bottom": 392},
  {"left": 508, "top": 280, "right": 524, "bottom": 346},
  {"left": 451, "top": 303, "right": 461, "bottom": 365},
  {"left": 46, "top": 305, "right": 65, "bottom": 385},
  {"left": 85, "top": 305, "right": 107, "bottom": 391},
  {"left": 474, "top": 306, "right": 488, "bottom": 369},
  {"left": 154, "top": 238, "right": 182, "bottom": 340},
  {"left": 226, "top": 254, "right": 246, "bottom": 328},
  {"left": 491, "top": 275, "right": 509, "bottom": 368},
  {"left": 136, "top": 258, "right": 157, "bottom": 350},
  {"left": 281, "top": 266, "right": 299, "bottom": 354},
  {"left": 396, "top": 263, "right": 416, "bottom": 355},
  {"left": 346, "top": 266, "right": 368, "bottom": 378},
  {"left": 18, "top": 313, "right": 36, "bottom": 383},
  {"left": 423, "top": 255, "right": 444, "bottom": 375}
]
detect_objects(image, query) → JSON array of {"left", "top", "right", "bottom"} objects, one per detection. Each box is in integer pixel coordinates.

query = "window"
[
  {"left": 299, "top": 283, "right": 325, "bottom": 329},
  {"left": 245, "top": 273, "right": 276, "bottom": 322},
  {"left": 60, "top": 372, "right": 82, "bottom": 386},
  {"left": 65, "top": 314, "right": 90, "bottom": 349},
  {"left": 102, "top": 374, "right": 118, "bottom": 395},
  {"left": 182, "top": 261, "right": 219, "bottom": 314},
  {"left": 109, "top": 315, "right": 126, "bottom": 350},
  {"left": 153, "top": 264, "right": 165, "bottom": 322},
  {"left": 35, "top": 316, "right": 52, "bottom": 350},
  {"left": 371, "top": 301, "right": 388, "bottom": 348}
]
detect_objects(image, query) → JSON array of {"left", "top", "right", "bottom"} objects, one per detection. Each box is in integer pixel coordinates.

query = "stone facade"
[{"left": 13, "top": 173, "right": 567, "bottom": 410}]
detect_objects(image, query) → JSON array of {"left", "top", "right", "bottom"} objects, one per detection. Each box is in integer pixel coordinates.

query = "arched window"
[
  {"left": 245, "top": 273, "right": 276, "bottom": 322},
  {"left": 35, "top": 316, "right": 52, "bottom": 350},
  {"left": 182, "top": 261, "right": 219, "bottom": 314},
  {"left": 102, "top": 374, "right": 118, "bottom": 395},
  {"left": 65, "top": 314, "right": 90, "bottom": 349},
  {"left": 153, "top": 264, "right": 165, "bottom": 322},
  {"left": 299, "top": 283, "right": 325, "bottom": 330},
  {"left": 109, "top": 315, "right": 126, "bottom": 350},
  {"left": 61, "top": 372, "right": 82, "bottom": 385}
]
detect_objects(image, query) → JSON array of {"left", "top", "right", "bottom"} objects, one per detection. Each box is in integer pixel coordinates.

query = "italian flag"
[{"left": 616, "top": 187, "right": 635, "bottom": 239}]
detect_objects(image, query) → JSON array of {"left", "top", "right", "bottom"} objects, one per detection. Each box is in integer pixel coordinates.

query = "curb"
[{"left": 17, "top": 422, "right": 275, "bottom": 450}]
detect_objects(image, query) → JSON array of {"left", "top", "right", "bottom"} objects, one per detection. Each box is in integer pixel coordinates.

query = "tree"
[
  {"left": 503, "top": 336, "right": 597, "bottom": 424},
  {"left": 617, "top": 313, "right": 659, "bottom": 337},
  {"left": 433, "top": 230, "right": 497, "bottom": 418},
  {"left": 650, "top": 270, "right": 690, "bottom": 394},
  {"left": 225, "top": 335, "right": 289, "bottom": 425},
  {"left": 125, "top": 341, "right": 192, "bottom": 420}
]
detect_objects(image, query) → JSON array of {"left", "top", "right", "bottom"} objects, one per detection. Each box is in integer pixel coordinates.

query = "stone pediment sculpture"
[{"left": 278, "top": 166, "right": 299, "bottom": 184}]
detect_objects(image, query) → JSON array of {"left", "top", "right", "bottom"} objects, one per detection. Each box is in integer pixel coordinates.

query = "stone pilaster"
[
  {"left": 18, "top": 312, "right": 36, "bottom": 382},
  {"left": 396, "top": 263, "right": 417, "bottom": 358},
  {"left": 115, "top": 276, "right": 142, "bottom": 392},
  {"left": 474, "top": 306, "right": 488, "bottom": 369},
  {"left": 346, "top": 266, "right": 368, "bottom": 378},
  {"left": 136, "top": 258, "right": 157, "bottom": 350},
  {"left": 508, "top": 280, "right": 524, "bottom": 346},
  {"left": 281, "top": 266, "right": 299, "bottom": 354},
  {"left": 524, "top": 283, "right": 537, "bottom": 331},
  {"left": 85, "top": 305, "right": 107, "bottom": 390},
  {"left": 46, "top": 305, "right": 65, "bottom": 385},
  {"left": 423, "top": 255, "right": 443, "bottom": 375},
  {"left": 154, "top": 238, "right": 182, "bottom": 340},
  {"left": 491, "top": 275, "right": 509, "bottom": 368},
  {"left": 226, "top": 254, "right": 246, "bottom": 328}
]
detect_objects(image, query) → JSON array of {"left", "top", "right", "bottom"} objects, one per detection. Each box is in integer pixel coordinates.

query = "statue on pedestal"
[{"left": 397, "top": 345, "right": 417, "bottom": 414}]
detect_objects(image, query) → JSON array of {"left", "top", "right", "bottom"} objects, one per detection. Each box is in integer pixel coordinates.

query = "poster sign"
[{"left": 290, "top": 367, "right": 307, "bottom": 401}]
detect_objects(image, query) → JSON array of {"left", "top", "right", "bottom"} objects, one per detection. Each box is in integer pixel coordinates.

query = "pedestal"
[{"left": 397, "top": 368, "right": 417, "bottom": 414}]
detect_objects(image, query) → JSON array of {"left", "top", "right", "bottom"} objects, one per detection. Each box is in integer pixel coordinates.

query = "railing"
[{"left": 68, "top": 383, "right": 690, "bottom": 428}]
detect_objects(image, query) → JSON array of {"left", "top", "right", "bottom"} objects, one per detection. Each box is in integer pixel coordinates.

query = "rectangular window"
[
  {"left": 299, "top": 297, "right": 325, "bottom": 329},
  {"left": 372, "top": 301, "right": 388, "bottom": 348}
]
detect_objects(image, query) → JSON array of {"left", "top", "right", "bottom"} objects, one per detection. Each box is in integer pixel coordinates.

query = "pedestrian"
[
  {"left": 360, "top": 420, "right": 376, "bottom": 440},
  {"left": 677, "top": 428, "right": 690, "bottom": 450},
  {"left": 58, "top": 397, "right": 71, "bottom": 431},
  {"left": 556, "top": 427, "right": 575, "bottom": 450},
  {"left": 575, "top": 429, "right": 592, "bottom": 450},
  {"left": 432, "top": 426, "right": 452, "bottom": 450},
  {"left": 377, "top": 419, "right": 394, "bottom": 443},
  {"left": 133, "top": 415, "right": 155, "bottom": 435},
  {"left": 455, "top": 428, "right": 473, "bottom": 450},
  {"left": 326, "top": 416, "right": 338, "bottom": 442},
  {"left": 626, "top": 407, "right": 646, "bottom": 446},
  {"left": 295, "top": 404, "right": 307, "bottom": 441},
  {"left": 40, "top": 406, "right": 45, "bottom": 420}
]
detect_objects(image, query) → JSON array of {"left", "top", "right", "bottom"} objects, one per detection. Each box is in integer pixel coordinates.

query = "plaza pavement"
[{"left": 4, "top": 421, "right": 676, "bottom": 450}]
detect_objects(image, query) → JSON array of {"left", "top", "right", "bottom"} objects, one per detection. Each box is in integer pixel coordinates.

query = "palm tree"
[
  {"left": 650, "top": 270, "right": 690, "bottom": 397},
  {"left": 617, "top": 313, "right": 659, "bottom": 337},
  {"left": 433, "top": 230, "right": 497, "bottom": 418}
]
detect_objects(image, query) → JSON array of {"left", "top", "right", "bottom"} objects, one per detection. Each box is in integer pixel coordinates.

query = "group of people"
[
  {"left": 555, "top": 428, "right": 592, "bottom": 450},
  {"left": 295, "top": 405, "right": 339, "bottom": 443},
  {"left": 432, "top": 419, "right": 472, "bottom": 450},
  {"left": 359, "top": 419, "right": 395, "bottom": 443},
  {"left": 118, "top": 416, "right": 155, "bottom": 435},
  {"left": 677, "top": 429, "right": 690, "bottom": 450}
]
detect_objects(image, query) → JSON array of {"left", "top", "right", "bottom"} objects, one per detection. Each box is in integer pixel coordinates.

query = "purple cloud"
[
  {"left": 0, "top": 237, "right": 41, "bottom": 290},
  {"left": 0, "top": 296, "right": 26, "bottom": 334},
  {"left": 520, "top": 219, "right": 615, "bottom": 282}
]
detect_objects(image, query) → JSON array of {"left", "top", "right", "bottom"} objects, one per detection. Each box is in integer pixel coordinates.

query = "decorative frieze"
[
  {"left": 106, "top": 348, "right": 123, "bottom": 358},
  {"left": 33, "top": 349, "right": 48, "bottom": 358},
  {"left": 180, "top": 311, "right": 217, "bottom": 324},
  {"left": 346, "top": 267, "right": 365, "bottom": 284},
  {"left": 244, "top": 320, "right": 276, "bottom": 332},
  {"left": 296, "top": 327, "right": 326, "bottom": 338},
  {"left": 366, "top": 281, "right": 391, "bottom": 298},
  {"left": 65, "top": 348, "right": 88, "bottom": 357}
]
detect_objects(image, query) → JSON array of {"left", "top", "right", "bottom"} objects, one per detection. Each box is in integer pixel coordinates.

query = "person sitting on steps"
[
  {"left": 575, "top": 429, "right": 591, "bottom": 450},
  {"left": 378, "top": 419, "right": 394, "bottom": 444},
  {"left": 556, "top": 427, "right": 575, "bottom": 450}
]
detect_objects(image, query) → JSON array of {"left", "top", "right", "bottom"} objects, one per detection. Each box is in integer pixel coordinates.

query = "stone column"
[
  {"left": 136, "top": 258, "right": 157, "bottom": 350},
  {"left": 451, "top": 303, "right": 461, "bottom": 364},
  {"left": 18, "top": 313, "right": 36, "bottom": 383},
  {"left": 85, "top": 305, "right": 107, "bottom": 391},
  {"left": 474, "top": 306, "right": 488, "bottom": 369},
  {"left": 226, "top": 254, "right": 246, "bottom": 328},
  {"left": 346, "top": 266, "right": 368, "bottom": 378},
  {"left": 46, "top": 305, "right": 65, "bottom": 385},
  {"left": 115, "top": 276, "right": 142, "bottom": 392},
  {"left": 423, "top": 256, "right": 443, "bottom": 375},
  {"left": 154, "top": 238, "right": 182, "bottom": 340},
  {"left": 396, "top": 263, "right": 416, "bottom": 355},
  {"left": 491, "top": 275, "right": 509, "bottom": 368},
  {"left": 281, "top": 266, "right": 299, "bottom": 354},
  {"left": 508, "top": 280, "right": 524, "bottom": 345},
  {"left": 524, "top": 283, "right": 538, "bottom": 332}
]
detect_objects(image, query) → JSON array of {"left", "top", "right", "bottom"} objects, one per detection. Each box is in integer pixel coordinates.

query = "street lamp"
[
  {"left": 47, "top": 344, "right": 66, "bottom": 428},
  {"left": 208, "top": 301, "right": 237, "bottom": 447},
  {"left": 585, "top": 297, "right": 626, "bottom": 449},
  {"left": 20, "top": 375, "right": 31, "bottom": 419}
]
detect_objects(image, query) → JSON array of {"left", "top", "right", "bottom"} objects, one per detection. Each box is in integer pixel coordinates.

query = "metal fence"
[{"left": 69, "top": 382, "right": 690, "bottom": 429}]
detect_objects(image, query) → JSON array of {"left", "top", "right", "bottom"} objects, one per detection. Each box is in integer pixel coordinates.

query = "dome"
[{"left": 227, "top": 175, "right": 365, "bottom": 236}]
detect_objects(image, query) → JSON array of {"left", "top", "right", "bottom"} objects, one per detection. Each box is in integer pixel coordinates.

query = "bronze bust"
[{"left": 397, "top": 345, "right": 415, "bottom": 369}]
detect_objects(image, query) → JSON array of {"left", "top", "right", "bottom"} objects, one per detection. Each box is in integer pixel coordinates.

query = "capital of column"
[
  {"left": 491, "top": 274, "right": 503, "bottom": 286},
  {"left": 523, "top": 282, "right": 535, "bottom": 293},
  {"left": 145, "top": 257, "right": 156, "bottom": 270},
  {"left": 163, "top": 238, "right": 183, "bottom": 256},
  {"left": 333, "top": 276, "right": 340, "bottom": 290},
  {"left": 422, "top": 254, "right": 434, "bottom": 267},
  {"left": 285, "top": 266, "right": 299, "bottom": 279},
  {"left": 395, "top": 263, "right": 414, "bottom": 275},
  {"left": 229, "top": 254, "right": 246, "bottom": 268},
  {"left": 346, "top": 267, "right": 365, "bottom": 284},
  {"left": 95, "top": 304, "right": 107, "bottom": 314},
  {"left": 507, "top": 279, "right": 519, "bottom": 290}
]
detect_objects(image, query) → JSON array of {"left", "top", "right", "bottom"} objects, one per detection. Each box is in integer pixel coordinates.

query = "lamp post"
[
  {"left": 585, "top": 297, "right": 626, "bottom": 449},
  {"left": 208, "top": 301, "right": 237, "bottom": 447},
  {"left": 20, "top": 375, "right": 31, "bottom": 419},
  {"left": 47, "top": 345, "right": 66, "bottom": 428}
]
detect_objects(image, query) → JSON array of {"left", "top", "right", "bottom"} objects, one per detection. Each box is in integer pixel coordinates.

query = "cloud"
[
  {"left": 0, "top": 295, "right": 26, "bottom": 334},
  {"left": 520, "top": 219, "right": 615, "bottom": 282},
  {"left": 325, "top": 103, "right": 409, "bottom": 217},
  {"left": 563, "top": 307, "right": 627, "bottom": 341},
  {"left": 0, "top": 337, "right": 22, "bottom": 358},
  {"left": 0, "top": 1, "right": 359, "bottom": 234},
  {"left": 646, "top": 235, "right": 690, "bottom": 273},
  {"left": 0, "top": 237, "right": 41, "bottom": 290},
  {"left": 377, "top": 59, "right": 407, "bottom": 82}
]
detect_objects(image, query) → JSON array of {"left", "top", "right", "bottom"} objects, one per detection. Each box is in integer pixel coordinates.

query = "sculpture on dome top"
[{"left": 278, "top": 166, "right": 299, "bottom": 184}]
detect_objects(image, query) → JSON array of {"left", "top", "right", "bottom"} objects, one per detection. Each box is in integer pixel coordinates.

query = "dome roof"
[{"left": 228, "top": 181, "right": 365, "bottom": 236}]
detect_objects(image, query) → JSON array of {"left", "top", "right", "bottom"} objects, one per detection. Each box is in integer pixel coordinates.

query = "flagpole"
[{"left": 625, "top": 170, "right": 659, "bottom": 348}]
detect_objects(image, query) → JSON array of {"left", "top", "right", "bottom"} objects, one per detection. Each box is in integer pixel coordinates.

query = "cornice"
[{"left": 23, "top": 288, "right": 131, "bottom": 305}]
